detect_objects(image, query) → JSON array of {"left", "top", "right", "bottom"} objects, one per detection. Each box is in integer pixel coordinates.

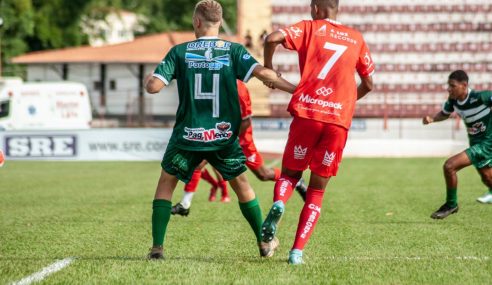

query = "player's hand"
[
  {"left": 263, "top": 81, "right": 275, "bottom": 89},
  {"left": 422, "top": 116, "right": 433, "bottom": 125}
]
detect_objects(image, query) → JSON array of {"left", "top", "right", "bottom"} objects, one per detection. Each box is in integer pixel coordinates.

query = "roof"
[{"left": 12, "top": 32, "right": 241, "bottom": 64}]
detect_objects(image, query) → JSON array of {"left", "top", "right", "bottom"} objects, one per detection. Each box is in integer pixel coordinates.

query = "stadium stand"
[{"left": 268, "top": 0, "right": 492, "bottom": 118}]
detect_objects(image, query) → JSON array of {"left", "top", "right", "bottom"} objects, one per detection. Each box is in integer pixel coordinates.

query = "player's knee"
[
  {"left": 480, "top": 173, "right": 492, "bottom": 187},
  {"left": 443, "top": 160, "right": 456, "bottom": 174}
]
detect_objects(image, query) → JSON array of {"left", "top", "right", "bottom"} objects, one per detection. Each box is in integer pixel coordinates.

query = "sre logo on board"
[{"left": 5, "top": 135, "right": 77, "bottom": 157}]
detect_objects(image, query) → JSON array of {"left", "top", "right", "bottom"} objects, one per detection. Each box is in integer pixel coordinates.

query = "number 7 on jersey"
[{"left": 317, "top": 42, "right": 347, "bottom": 80}]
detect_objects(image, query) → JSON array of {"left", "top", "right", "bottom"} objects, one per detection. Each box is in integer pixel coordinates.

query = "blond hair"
[{"left": 194, "top": 0, "right": 223, "bottom": 23}]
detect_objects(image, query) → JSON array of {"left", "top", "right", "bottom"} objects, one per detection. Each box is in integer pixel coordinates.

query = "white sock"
[{"left": 180, "top": 191, "right": 195, "bottom": 209}]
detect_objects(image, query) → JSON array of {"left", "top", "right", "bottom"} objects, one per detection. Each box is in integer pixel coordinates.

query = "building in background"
[
  {"left": 11, "top": 32, "right": 240, "bottom": 127},
  {"left": 10, "top": 0, "right": 492, "bottom": 125},
  {"left": 81, "top": 9, "right": 146, "bottom": 47}
]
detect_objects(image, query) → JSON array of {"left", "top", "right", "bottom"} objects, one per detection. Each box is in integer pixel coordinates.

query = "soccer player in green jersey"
[
  {"left": 144, "top": 0, "right": 296, "bottom": 259},
  {"left": 423, "top": 70, "right": 492, "bottom": 219}
]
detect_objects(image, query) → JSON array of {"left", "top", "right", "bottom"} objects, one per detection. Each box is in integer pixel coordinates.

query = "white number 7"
[
  {"left": 195, "top": 73, "right": 220, "bottom": 118},
  {"left": 317, "top": 42, "right": 347, "bottom": 80}
]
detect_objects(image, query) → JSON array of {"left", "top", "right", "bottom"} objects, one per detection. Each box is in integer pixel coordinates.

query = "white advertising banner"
[{"left": 0, "top": 129, "right": 172, "bottom": 161}]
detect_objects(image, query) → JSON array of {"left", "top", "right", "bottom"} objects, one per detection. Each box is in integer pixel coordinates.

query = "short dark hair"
[
  {"left": 313, "top": 0, "right": 339, "bottom": 9},
  {"left": 448, "top": 70, "right": 468, "bottom": 83}
]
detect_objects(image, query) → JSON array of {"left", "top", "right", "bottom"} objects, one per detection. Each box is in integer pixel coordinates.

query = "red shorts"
[
  {"left": 282, "top": 117, "right": 348, "bottom": 177},
  {"left": 239, "top": 127, "right": 264, "bottom": 170}
]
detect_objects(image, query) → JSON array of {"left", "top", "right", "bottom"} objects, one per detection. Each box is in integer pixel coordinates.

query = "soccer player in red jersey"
[
  {"left": 261, "top": 0, "right": 375, "bottom": 264},
  {"left": 171, "top": 81, "right": 307, "bottom": 216}
]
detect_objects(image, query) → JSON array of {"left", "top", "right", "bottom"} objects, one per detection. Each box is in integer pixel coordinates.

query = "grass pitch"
[{"left": 1, "top": 158, "right": 491, "bottom": 284}]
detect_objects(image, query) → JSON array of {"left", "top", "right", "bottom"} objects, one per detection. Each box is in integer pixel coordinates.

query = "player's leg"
[
  {"left": 211, "top": 167, "right": 230, "bottom": 202},
  {"left": 472, "top": 142, "right": 492, "bottom": 203},
  {"left": 289, "top": 123, "right": 347, "bottom": 265},
  {"left": 149, "top": 145, "right": 202, "bottom": 259},
  {"left": 477, "top": 167, "right": 492, "bottom": 203},
  {"left": 242, "top": 138, "right": 306, "bottom": 199},
  {"left": 242, "top": 140, "right": 280, "bottom": 181},
  {"left": 262, "top": 117, "right": 321, "bottom": 245},
  {"left": 201, "top": 167, "right": 219, "bottom": 201},
  {"left": 206, "top": 142, "right": 276, "bottom": 257},
  {"left": 431, "top": 150, "right": 472, "bottom": 219},
  {"left": 172, "top": 160, "right": 208, "bottom": 216}
]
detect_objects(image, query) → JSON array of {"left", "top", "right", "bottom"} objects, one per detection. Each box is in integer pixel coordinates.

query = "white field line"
[
  {"left": 323, "top": 256, "right": 490, "bottom": 261},
  {"left": 11, "top": 257, "right": 74, "bottom": 285},
  {"left": 266, "top": 159, "right": 280, "bottom": 168}
]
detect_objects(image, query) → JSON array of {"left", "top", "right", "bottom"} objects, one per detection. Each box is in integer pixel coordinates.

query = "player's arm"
[
  {"left": 144, "top": 74, "right": 166, "bottom": 94},
  {"left": 263, "top": 31, "right": 285, "bottom": 69},
  {"left": 239, "top": 117, "right": 252, "bottom": 135},
  {"left": 423, "top": 111, "right": 449, "bottom": 125},
  {"left": 357, "top": 75, "right": 373, "bottom": 100},
  {"left": 252, "top": 65, "right": 296, "bottom": 94}
]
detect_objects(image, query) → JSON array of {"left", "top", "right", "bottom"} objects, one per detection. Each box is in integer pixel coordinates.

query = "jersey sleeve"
[
  {"left": 356, "top": 38, "right": 375, "bottom": 77},
  {"left": 441, "top": 100, "right": 454, "bottom": 114},
  {"left": 279, "top": 20, "right": 307, "bottom": 51},
  {"left": 237, "top": 81, "right": 252, "bottom": 119},
  {"left": 479, "top": 90, "right": 492, "bottom": 107},
  {"left": 153, "top": 47, "right": 177, "bottom": 85},
  {"left": 231, "top": 44, "right": 259, "bottom": 82}
]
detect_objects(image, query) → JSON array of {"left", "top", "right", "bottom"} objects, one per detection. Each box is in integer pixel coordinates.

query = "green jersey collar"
[{"left": 457, "top": 88, "right": 473, "bottom": 106}]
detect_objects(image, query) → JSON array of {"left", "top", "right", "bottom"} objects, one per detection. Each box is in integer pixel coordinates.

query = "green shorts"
[
  {"left": 161, "top": 141, "right": 247, "bottom": 183},
  {"left": 465, "top": 140, "right": 492, "bottom": 169}
]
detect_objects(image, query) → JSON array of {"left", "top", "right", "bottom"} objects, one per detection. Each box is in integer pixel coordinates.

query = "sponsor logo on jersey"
[
  {"left": 298, "top": 93, "right": 342, "bottom": 109},
  {"left": 183, "top": 122, "right": 233, "bottom": 142},
  {"left": 288, "top": 26, "right": 303, "bottom": 39},
  {"left": 247, "top": 153, "right": 256, "bottom": 162},
  {"left": 5, "top": 135, "right": 77, "bottom": 157},
  {"left": 300, "top": 203, "right": 321, "bottom": 239},
  {"left": 185, "top": 48, "right": 230, "bottom": 70},
  {"left": 322, "top": 151, "right": 336, "bottom": 166},
  {"left": 329, "top": 29, "right": 357, "bottom": 45},
  {"left": 294, "top": 145, "right": 307, "bottom": 159},
  {"left": 242, "top": 53, "right": 251, "bottom": 60},
  {"left": 186, "top": 40, "right": 231, "bottom": 51},
  {"left": 467, "top": 121, "right": 486, "bottom": 135},
  {"left": 315, "top": 25, "right": 327, "bottom": 37},
  {"left": 469, "top": 98, "right": 478, "bottom": 104},
  {"left": 315, "top": 87, "right": 333, "bottom": 97}
]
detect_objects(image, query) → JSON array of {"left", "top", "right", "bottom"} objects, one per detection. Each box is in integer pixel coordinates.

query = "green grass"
[{"left": 1, "top": 159, "right": 491, "bottom": 284}]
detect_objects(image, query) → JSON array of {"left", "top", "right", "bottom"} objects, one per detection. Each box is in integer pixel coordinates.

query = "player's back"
[
  {"left": 154, "top": 38, "right": 258, "bottom": 151},
  {"left": 280, "top": 19, "right": 374, "bottom": 128}
]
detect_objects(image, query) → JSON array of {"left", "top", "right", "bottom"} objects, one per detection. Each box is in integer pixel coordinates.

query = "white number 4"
[
  {"left": 317, "top": 42, "right": 347, "bottom": 80},
  {"left": 195, "top": 74, "right": 220, "bottom": 118}
]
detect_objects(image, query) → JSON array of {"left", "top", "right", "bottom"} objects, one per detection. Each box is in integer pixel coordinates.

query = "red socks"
[
  {"left": 219, "top": 180, "right": 228, "bottom": 197},
  {"left": 201, "top": 168, "right": 218, "bottom": 188},
  {"left": 273, "top": 168, "right": 281, "bottom": 181},
  {"left": 273, "top": 174, "right": 300, "bottom": 203},
  {"left": 184, "top": 169, "right": 202, "bottom": 192},
  {"left": 292, "top": 187, "right": 325, "bottom": 250}
]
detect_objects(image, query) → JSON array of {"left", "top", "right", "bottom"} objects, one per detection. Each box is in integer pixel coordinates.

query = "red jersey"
[
  {"left": 279, "top": 18, "right": 375, "bottom": 129},
  {"left": 237, "top": 81, "right": 254, "bottom": 146}
]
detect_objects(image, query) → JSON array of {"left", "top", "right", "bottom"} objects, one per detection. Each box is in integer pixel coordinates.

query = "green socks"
[
  {"left": 152, "top": 199, "right": 172, "bottom": 246},
  {"left": 239, "top": 198, "right": 263, "bottom": 242},
  {"left": 446, "top": 188, "right": 458, "bottom": 207},
  {"left": 488, "top": 188, "right": 492, "bottom": 195}
]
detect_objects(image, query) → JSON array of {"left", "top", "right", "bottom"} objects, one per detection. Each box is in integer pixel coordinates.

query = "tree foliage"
[{"left": 0, "top": 0, "right": 237, "bottom": 76}]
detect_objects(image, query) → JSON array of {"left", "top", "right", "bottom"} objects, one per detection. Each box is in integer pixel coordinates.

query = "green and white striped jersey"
[
  {"left": 442, "top": 89, "right": 492, "bottom": 145},
  {"left": 153, "top": 36, "right": 259, "bottom": 151}
]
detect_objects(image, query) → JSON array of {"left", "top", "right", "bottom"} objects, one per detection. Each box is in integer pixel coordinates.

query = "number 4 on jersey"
[
  {"left": 195, "top": 73, "right": 220, "bottom": 118},
  {"left": 317, "top": 42, "right": 347, "bottom": 80}
]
